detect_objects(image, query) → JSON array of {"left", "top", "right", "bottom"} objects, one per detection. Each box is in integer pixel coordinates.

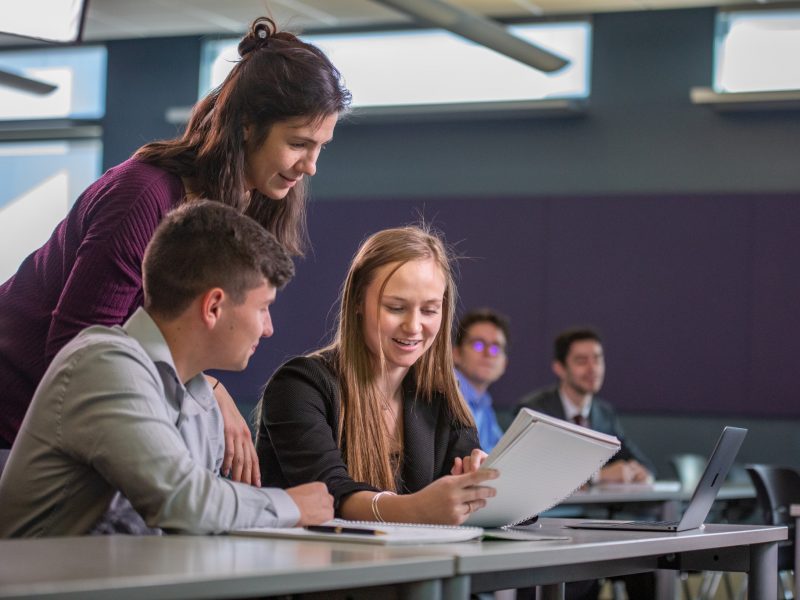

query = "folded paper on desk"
[
  {"left": 465, "top": 408, "right": 621, "bottom": 528},
  {"left": 232, "top": 519, "right": 484, "bottom": 545}
]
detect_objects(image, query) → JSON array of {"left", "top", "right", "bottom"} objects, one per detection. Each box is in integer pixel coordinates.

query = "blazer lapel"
[{"left": 545, "top": 389, "right": 567, "bottom": 420}]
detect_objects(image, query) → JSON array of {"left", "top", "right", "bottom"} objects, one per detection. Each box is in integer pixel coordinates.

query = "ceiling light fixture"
[
  {"left": 370, "top": 0, "right": 569, "bottom": 73},
  {"left": 0, "top": 68, "right": 57, "bottom": 95},
  {"left": 0, "top": 0, "right": 88, "bottom": 94}
]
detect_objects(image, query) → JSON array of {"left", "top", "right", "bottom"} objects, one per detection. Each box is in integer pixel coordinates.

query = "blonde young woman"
[{"left": 256, "top": 226, "right": 497, "bottom": 524}]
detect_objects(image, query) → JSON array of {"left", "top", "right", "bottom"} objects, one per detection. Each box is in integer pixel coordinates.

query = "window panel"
[
  {"left": 715, "top": 9, "right": 800, "bottom": 93},
  {"left": 0, "top": 46, "right": 106, "bottom": 120},
  {"left": 0, "top": 140, "right": 101, "bottom": 281},
  {"left": 201, "top": 21, "right": 591, "bottom": 109}
]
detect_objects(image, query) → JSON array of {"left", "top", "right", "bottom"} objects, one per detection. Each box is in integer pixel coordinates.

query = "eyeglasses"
[{"left": 466, "top": 338, "right": 505, "bottom": 356}]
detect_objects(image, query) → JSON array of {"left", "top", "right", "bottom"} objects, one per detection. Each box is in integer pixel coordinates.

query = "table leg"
[
  {"left": 655, "top": 498, "right": 680, "bottom": 600},
  {"left": 795, "top": 516, "right": 800, "bottom": 596},
  {"left": 441, "top": 574, "right": 470, "bottom": 600},
  {"left": 401, "top": 579, "right": 443, "bottom": 600},
  {"left": 536, "top": 582, "right": 565, "bottom": 600},
  {"left": 748, "top": 542, "right": 777, "bottom": 600},
  {"left": 655, "top": 568, "right": 677, "bottom": 600}
]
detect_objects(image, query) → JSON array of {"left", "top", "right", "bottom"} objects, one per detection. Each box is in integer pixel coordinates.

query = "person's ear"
[
  {"left": 552, "top": 360, "right": 565, "bottom": 380},
  {"left": 200, "top": 288, "right": 226, "bottom": 329},
  {"left": 453, "top": 345, "right": 462, "bottom": 366}
]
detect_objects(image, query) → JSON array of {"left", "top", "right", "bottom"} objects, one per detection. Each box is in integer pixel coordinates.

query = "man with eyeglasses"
[{"left": 453, "top": 308, "right": 509, "bottom": 452}]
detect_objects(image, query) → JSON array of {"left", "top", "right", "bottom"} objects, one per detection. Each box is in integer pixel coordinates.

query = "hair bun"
[{"left": 238, "top": 16, "right": 276, "bottom": 58}]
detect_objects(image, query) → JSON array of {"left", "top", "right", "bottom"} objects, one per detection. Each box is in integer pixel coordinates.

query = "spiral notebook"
[
  {"left": 232, "top": 519, "right": 484, "bottom": 545},
  {"left": 464, "top": 408, "right": 621, "bottom": 527},
  {"left": 233, "top": 519, "right": 570, "bottom": 545}
]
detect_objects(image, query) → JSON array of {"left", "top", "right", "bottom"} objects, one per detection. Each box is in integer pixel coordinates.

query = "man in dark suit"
[
  {"left": 518, "top": 327, "right": 654, "bottom": 482},
  {"left": 517, "top": 327, "right": 655, "bottom": 600}
]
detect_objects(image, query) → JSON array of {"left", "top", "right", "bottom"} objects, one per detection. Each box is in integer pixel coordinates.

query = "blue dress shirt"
[{"left": 455, "top": 369, "right": 503, "bottom": 452}]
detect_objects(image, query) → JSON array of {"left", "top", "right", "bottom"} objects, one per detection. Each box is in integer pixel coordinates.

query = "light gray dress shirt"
[{"left": 0, "top": 308, "right": 299, "bottom": 537}]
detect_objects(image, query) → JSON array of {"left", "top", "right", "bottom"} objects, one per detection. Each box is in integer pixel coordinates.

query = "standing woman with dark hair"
[
  {"left": 256, "top": 227, "right": 498, "bottom": 524},
  {"left": 0, "top": 17, "right": 351, "bottom": 486}
]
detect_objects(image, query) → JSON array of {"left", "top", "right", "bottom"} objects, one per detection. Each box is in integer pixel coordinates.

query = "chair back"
[
  {"left": 746, "top": 463, "right": 800, "bottom": 571},
  {"left": 746, "top": 464, "right": 800, "bottom": 527}
]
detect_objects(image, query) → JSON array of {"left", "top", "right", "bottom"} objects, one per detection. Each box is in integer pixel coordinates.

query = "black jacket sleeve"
[
  {"left": 255, "top": 355, "right": 379, "bottom": 510},
  {"left": 256, "top": 354, "right": 482, "bottom": 511}
]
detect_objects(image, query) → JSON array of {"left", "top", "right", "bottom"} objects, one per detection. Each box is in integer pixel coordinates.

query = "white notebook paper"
[
  {"left": 232, "top": 519, "right": 484, "bottom": 545},
  {"left": 464, "top": 408, "right": 621, "bottom": 527}
]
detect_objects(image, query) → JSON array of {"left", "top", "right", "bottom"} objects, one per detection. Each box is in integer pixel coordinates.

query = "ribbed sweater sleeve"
[
  {"left": 44, "top": 161, "right": 182, "bottom": 364},
  {"left": 0, "top": 160, "right": 183, "bottom": 445}
]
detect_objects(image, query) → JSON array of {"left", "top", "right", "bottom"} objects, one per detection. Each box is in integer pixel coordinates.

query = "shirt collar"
[
  {"left": 123, "top": 307, "right": 215, "bottom": 411},
  {"left": 558, "top": 388, "right": 592, "bottom": 421},
  {"left": 455, "top": 368, "right": 492, "bottom": 409}
]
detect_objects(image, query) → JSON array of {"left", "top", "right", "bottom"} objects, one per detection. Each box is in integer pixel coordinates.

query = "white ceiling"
[
  {"left": 77, "top": 0, "right": 784, "bottom": 41},
  {"left": 0, "top": 0, "right": 789, "bottom": 47}
]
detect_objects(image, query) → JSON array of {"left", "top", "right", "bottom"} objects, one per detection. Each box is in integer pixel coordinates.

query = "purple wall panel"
[
  {"left": 220, "top": 193, "right": 799, "bottom": 420},
  {"left": 750, "top": 196, "right": 800, "bottom": 415},
  {"left": 543, "top": 196, "right": 752, "bottom": 415}
]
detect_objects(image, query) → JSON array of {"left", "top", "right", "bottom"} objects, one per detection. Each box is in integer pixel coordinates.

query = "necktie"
[{"left": 572, "top": 414, "right": 589, "bottom": 428}]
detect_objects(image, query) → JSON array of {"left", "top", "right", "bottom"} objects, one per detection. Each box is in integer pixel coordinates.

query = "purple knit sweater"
[{"left": 0, "top": 159, "right": 184, "bottom": 446}]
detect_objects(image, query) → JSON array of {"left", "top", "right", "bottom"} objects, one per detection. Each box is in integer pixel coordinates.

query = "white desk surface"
[
  {"left": 0, "top": 534, "right": 455, "bottom": 600},
  {"left": 445, "top": 518, "right": 785, "bottom": 574},
  {"left": 440, "top": 518, "right": 786, "bottom": 600},
  {"left": 0, "top": 519, "right": 784, "bottom": 600}
]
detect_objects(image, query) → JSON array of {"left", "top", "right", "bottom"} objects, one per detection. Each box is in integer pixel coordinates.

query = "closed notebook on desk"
[{"left": 465, "top": 408, "right": 621, "bottom": 528}]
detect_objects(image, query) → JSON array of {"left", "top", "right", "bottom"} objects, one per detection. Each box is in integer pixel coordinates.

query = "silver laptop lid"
[{"left": 676, "top": 426, "right": 748, "bottom": 531}]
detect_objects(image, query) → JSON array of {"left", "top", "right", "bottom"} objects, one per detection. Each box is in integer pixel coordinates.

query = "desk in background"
[
  {"left": 561, "top": 480, "right": 756, "bottom": 520},
  {"left": 0, "top": 518, "right": 785, "bottom": 600}
]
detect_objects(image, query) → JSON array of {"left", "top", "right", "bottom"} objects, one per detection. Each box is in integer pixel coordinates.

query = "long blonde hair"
[{"left": 318, "top": 226, "right": 474, "bottom": 491}]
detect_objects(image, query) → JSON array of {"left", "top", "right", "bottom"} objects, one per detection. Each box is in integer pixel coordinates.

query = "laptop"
[{"left": 568, "top": 426, "right": 747, "bottom": 532}]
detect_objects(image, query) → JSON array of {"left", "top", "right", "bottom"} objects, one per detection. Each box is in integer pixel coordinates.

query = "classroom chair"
[{"left": 746, "top": 464, "right": 800, "bottom": 600}]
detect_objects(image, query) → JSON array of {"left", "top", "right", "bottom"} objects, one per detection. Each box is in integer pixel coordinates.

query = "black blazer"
[
  {"left": 256, "top": 352, "right": 480, "bottom": 512},
  {"left": 517, "top": 385, "right": 655, "bottom": 475}
]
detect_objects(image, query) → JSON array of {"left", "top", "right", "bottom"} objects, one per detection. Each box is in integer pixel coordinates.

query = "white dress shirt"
[{"left": 559, "top": 389, "right": 592, "bottom": 424}]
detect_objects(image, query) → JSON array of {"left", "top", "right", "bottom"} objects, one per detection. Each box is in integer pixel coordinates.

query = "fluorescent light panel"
[{"left": 0, "top": 0, "right": 88, "bottom": 43}]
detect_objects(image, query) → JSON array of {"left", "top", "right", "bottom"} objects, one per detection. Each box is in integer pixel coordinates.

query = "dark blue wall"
[
  {"left": 103, "top": 36, "right": 201, "bottom": 169},
  {"left": 312, "top": 9, "right": 800, "bottom": 198},
  {"left": 100, "top": 10, "right": 800, "bottom": 432}
]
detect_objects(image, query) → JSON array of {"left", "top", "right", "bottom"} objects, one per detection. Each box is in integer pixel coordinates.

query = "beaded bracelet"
[{"left": 371, "top": 491, "right": 397, "bottom": 522}]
